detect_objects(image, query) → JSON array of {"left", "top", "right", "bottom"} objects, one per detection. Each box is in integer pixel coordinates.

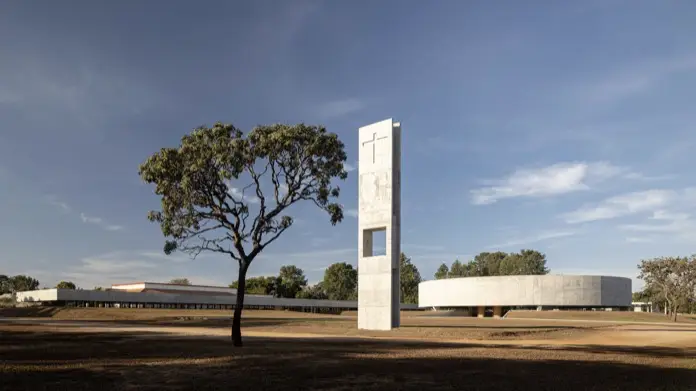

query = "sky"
[{"left": 2, "top": 1, "right": 696, "bottom": 291}]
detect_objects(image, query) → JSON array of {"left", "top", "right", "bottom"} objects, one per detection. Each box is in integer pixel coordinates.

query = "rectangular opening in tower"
[{"left": 362, "top": 227, "right": 387, "bottom": 257}]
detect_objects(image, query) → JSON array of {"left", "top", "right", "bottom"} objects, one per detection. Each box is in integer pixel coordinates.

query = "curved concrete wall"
[{"left": 418, "top": 275, "right": 632, "bottom": 308}]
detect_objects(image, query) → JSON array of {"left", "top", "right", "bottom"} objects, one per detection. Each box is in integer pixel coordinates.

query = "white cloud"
[
  {"left": 80, "top": 213, "right": 103, "bottom": 224},
  {"left": 470, "top": 161, "right": 626, "bottom": 205},
  {"left": 345, "top": 208, "right": 358, "bottom": 218},
  {"left": 45, "top": 194, "right": 71, "bottom": 213},
  {"left": 80, "top": 212, "right": 123, "bottom": 231},
  {"left": 314, "top": 98, "right": 364, "bottom": 119},
  {"left": 562, "top": 189, "right": 674, "bottom": 224},
  {"left": 486, "top": 230, "right": 576, "bottom": 249},
  {"left": 227, "top": 184, "right": 260, "bottom": 204},
  {"left": 344, "top": 162, "right": 357, "bottom": 172}
]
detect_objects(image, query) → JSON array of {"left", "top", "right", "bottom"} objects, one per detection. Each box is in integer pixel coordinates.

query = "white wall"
[{"left": 418, "top": 275, "right": 632, "bottom": 308}]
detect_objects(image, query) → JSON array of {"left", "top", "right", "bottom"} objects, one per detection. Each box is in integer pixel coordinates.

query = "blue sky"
[{"left": 2, "top": 1, "right": 696, "bottom": 291}]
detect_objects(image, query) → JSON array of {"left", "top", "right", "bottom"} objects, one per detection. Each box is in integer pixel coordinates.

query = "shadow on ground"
[{"left": 1, "top": 330, "right": 694, "bottom": 391}]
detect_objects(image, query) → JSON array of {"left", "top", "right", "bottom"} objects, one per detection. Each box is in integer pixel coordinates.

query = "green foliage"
[
  {"left": 638, "top": 256, "right": 696, "bottom": 321},
  {"left": 322, "top": 262, "right": 358, "bottom": 300},
  {"left": 139, "top": 122, "right": 348, "bottom": 346},
  {"left": 435, "top": 249, "right": 550, "bottom": 279},
  {"left": 449, "top": 260, "right": 468, "bottom": 277},
  {"left": 55, "top": 281, "right": 76, "bottom": 289},
  {"left": 0, "top": 275, "right": 9, "bottom": 295},
  {"left": 139, "top": 122, "right": 348, "bottom": 266},
  {"left": 93, "top": 287, "right": 104, "bottom": 291},
  {"left": 276, "top": 265, "right": 308, "bottom": 298},
  {"left": 230, "top": 276, "right": 277, "bottom": 296},
  {"left": 8, "top": 275, "right": 40, "bottom": 292},
  {"left": 434, "top": 263, "right": 449, "bottom": 280},
  {"left": 169, "top": 278, "right": 191, "bottom": 285},
  {"left": 400, "top": 253, "right": 422, "bottom": 304},
  {"left": 296, "top": 282, "right": 328, "bottom": 300}
]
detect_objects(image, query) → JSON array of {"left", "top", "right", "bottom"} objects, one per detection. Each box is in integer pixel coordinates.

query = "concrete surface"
[
  {"left": 418, "top": 275, "right": 632, "bottom": 308},
  {"left": 358, "top": 118, "right": 401, "bottom": 330}
]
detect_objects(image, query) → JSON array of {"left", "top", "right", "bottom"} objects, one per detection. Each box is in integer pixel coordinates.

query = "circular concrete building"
[{"left": 418, "top": 275, "right": 632, "bottom": 317}]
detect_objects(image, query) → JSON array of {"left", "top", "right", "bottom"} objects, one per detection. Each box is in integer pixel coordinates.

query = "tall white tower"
[{"left": 357, "top": 118, "right": 401, "bottom": 330}]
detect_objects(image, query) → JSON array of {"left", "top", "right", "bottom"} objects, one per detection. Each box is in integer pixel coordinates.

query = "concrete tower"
[{"left": 357, "top": 118, "right": 401, "bottom": 330}]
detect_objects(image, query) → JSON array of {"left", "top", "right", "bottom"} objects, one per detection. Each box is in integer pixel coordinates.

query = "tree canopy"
[
  {"left": 5, "top": 275, "right": 40, "bottom": 292},
  {"left": 322, "top": 262, "right": 358, "bottom": 301},
  {"left": 55, "top": 281, "right": 76, "bottom": 289},
  {"left": 275, "top": 265, "right": 308, "bottom": 298},
  {"left": 434, "top": 249, "right": 550, "bottom": 279},
  {"left": 638, "top": 256, "right": 696, "bottom": 321},
  {"left": 139, "top": 122, "right": 348, "bottom": 346},
  {"left": 400, "top": 253, "right": 422, "bottom": 304}
]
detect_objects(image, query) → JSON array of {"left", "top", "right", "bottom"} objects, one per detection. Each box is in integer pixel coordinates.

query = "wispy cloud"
[
  {"left": 344, "top": 162, "right": 357, "bottom": 172},
  {"left": 486, "top": 230, "right": 576, "bottom": 249},
  {"left": 344, "top": 208, "right": 358, "bottom": 218},
  {"left": 562, "top": 189, "right": 674, "bottom": 224},
  {"left": 470, "top": 161, "right": 627, "bottom": 205},
  {"left": 44, "top": 194, "right": 71, "bottom": 213},
  {"left": 80, "top": 212, "right": 124, "bottom": 231},
  {"left": 313, "top": 98, "right": 364, "bottom": 119}
]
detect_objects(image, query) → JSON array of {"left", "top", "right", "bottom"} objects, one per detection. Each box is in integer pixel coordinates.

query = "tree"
[
  {"left": 0, "top": 275, "right": 9, "bottom": 295},
  {"left": 169, "top": 278, "right": 192, "bottom": 285},
  {"left": 472, "top": 251, "right": 508, "bottom": 276},
  {"left": 296, "top": 282, "right": 328, "bottom": 300},
  {"left": 515, "top": 249, "right": 550, "bottom": 275},
  {"left": 276, "top": 265, "right": 308, "bottom": 298},
  {"left": 139, "top": 122, "right": 348, "bottom": 346},
  {"left": 400, "top": 253, "right": 421, "bottom": 304},
  {"left": 230, "top": 276, "right": 277, "bottom": 296},
  {"left": 322, "top": 262, "right": 357, "bottom": 300},
  {"left": 55, "top": 281, "right": 76, "bottom": 289},
  {"left": 638, "top": 256, "right": 696, "bottom": 322},
  {"left": 449, "top": 260, "right": 468, "bottom": 277},
  {"left": 9, "top": 275, "right": 40, "bottom": 292},
  {"left": 434, "top": 263, "right": 449, "bottom": 280}
]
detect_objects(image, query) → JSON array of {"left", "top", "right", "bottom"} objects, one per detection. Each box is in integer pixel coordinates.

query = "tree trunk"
[{"left": 231, "top": 265, "right": 248, "bottom": 347}]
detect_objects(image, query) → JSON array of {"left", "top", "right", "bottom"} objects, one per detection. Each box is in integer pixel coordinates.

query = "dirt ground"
[{"left": 1, "top": 308, "right": 695, "bottom": 390}]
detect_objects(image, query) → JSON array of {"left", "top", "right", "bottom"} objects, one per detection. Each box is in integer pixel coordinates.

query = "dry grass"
[
  {"left": 508, "top": 310, "right": 696, "bottom": 323},
  {"left": 1, "top": 328, "right": 695, "bottom": 391},
  {"left": 1, "top": 308, "right": 695, "bottom": 390}
]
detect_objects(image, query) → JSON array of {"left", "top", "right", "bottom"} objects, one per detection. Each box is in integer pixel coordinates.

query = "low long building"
[
  {"left": 419, "top": 275, "right": 632, "bottom": 317},
  {"left": 14, "top": 284, "right": 420, "bottom": 312}
]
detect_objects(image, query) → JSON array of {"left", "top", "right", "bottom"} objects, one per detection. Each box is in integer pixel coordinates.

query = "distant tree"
[
  {"left": 638, "top": 256, "right": 696, "bottom": 322},
  {"left": 400, "top": 253, "right": 421, "bottom": 304},
  {"left": 434, "top": 263, "right": 449, "bottom": 280},
  {"left": 296, "top": 282, "right": 328, "bottom": 300},
  {"left": 449, "top": 260, "right": 468, "bottom": 277},
  {"left": 139, "top": 122, "right": 348, "bottom": 346},
  {"left": 169, "top": 278, "right": 192, "bottom": 285},
  {"left": 516, "top": 249, "right": 550, "bottom": 275},
  {"left": 472, "top": 251, "right": 508, "bottom": 276},
  {"left": 0, "top": 275, "right": 9, "bottom": 294},
  {"left": 230, "top": 276, "right": 277, "bottom": 296},
  {"left": 9, "top": 275, "right": 40, "bottom": 292},
  {"left": 275, "top": 265, "right": 307, "bottom": 298},
  {"left": 93, "top": 286, "right": 104, "bottom": 291},
  {"left": 322, "top": 262, "right": 357, "bottom": 301},
  {"left": 55, "top": 281, "right": 76, "bottom": 289}
]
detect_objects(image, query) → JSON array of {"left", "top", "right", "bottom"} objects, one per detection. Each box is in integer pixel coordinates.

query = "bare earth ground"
[{"left": 1, "top": 308, "right": 695, "bottom": 390}]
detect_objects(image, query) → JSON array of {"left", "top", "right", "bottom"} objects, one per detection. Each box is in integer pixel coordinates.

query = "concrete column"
[
  {"left": 477, "top": 306, "right": 485, "bottom": 318},
  {"left": 493, "top": 306, "right": 502, "bottom": 318}
]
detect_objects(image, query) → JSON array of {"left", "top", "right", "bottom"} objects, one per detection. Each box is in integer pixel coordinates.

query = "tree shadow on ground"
[{"left": 2, "top": 330, "right": 695, "bottom": 391}]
